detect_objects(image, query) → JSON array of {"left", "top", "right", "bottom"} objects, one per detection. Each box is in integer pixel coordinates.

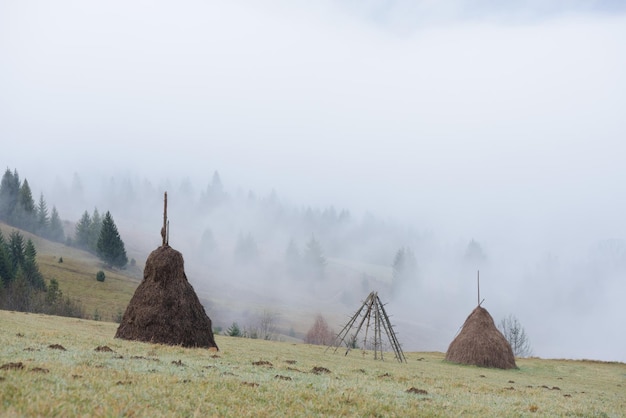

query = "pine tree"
[
  {"left": 23, "top": 239, "right": 46, "bottom": 290},
  {"left": 226, "top": 322, "right": 242, "bottom": 337},
  {"left": 17, "top": 179, "right": 36, "bottom": 231},
  {"left": 0, "top": 230, "right": 13, "bottom": 284},
  {"left": 46, "top": 278, "right": 62, "bottom": 306},
  {"left": 48, "top": 206, "right": 65, "bottom": 242},
  {"left": 88, "top": 208, "right": 102, "bottom": 252},
  {"left": 97, "top": 211, "right": 128, "bottom": 268},
  {"left": 0, "top": 168, "right": 20, "bottom": 222},
  {"left": 465, "top": 239, "right": 487, "bottom": 263},
  {"left": 303, "top": 235, "right": 326, "bottom": 280},
  {"left": 19, "top": 179, "right": 35, "bottom": 212},
  {"left": 8, "top": 267, "right": 32, "bottom": 311},
  {"left": 75, "top": 211, "right": 91, "bottom": 250},
  {"left": 205, "top": 170, "right": 225, "bottom": 207},
  {"left": 36, "top": 194, "right": 50, "bottom": 236},
  {"left": 392, "top": 246, "right": 417, "bottom": 288},
  {"left": 8, "top": 230, "right": 25, "bottom": 275}
]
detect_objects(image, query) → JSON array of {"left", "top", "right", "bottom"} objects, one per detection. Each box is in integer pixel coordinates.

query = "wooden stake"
[
  {"left": 477, "top": 270, "right": 480, "bottom": 306},
  {"left": 161, "top": 192, "right": 168, "bottom": 246}
]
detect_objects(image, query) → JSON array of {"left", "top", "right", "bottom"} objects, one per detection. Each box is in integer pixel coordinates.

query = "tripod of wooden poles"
[{"left": 327, "top": 291, "right": 406, "bottom": 363}]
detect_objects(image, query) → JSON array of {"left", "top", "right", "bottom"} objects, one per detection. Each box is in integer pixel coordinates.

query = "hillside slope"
[
  {"left": 0, "top": 222, "right": 141, "bottom": 321},
  {"left": 0, "top": 310, "right": 624, "bottom": 417}
]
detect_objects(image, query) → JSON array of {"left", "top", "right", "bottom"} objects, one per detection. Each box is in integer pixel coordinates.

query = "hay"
[
  {"left": 115, "top": 245, "right": 218, "bottom": 349},
  {"left": 445, "top": 306, "right": 516, "bottom": 369}
]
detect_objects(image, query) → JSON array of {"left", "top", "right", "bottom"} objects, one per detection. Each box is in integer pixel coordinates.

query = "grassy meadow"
[
  {"left": 0, "top": 222, "right": 141, "bottom": 321},
  {"left": 1, "top": 310, "right": 625, "bottom": 417},
  {"left": 37, "top": 251, "right": 139, "bottom": 322}
]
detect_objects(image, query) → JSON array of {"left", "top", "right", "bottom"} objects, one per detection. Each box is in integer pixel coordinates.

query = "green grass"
[
  {"left": 1, "top": 311, "right": 624, "bottom": 417},
  {"left": 1, "top": 222, "right": 141, "bottom": 321},
  {"left": 38, "top": 252, "right": 139, "bottom": 321}
]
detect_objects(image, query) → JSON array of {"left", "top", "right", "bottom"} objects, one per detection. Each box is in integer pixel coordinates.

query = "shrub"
[
  {"left": 96, "top": 270, "right": 106, "bottom": 282},
  {"left": 226, "top": 322, "right": 241, "bottom": 337}
]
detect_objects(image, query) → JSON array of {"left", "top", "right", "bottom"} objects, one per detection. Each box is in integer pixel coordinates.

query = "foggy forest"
[{"left": 3, "top": 165, "right": 625, "bottom": 362}]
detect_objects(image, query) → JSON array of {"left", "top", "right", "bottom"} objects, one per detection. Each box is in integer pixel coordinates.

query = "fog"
[{"left": 1, "top": 1, "right": 625, "bottom": 361}]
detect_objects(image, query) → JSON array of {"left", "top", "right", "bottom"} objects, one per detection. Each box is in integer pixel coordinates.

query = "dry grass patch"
[{"left": 1, "top": 310, "right": 625, "bottom": 417}]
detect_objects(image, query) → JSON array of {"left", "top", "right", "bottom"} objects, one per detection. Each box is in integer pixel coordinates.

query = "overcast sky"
[
  {"left": 2, "top": 1, "right": 625, "bottom": 229},
  {"left": 2, "top": 1, "right": 626, "bottom": 360}
]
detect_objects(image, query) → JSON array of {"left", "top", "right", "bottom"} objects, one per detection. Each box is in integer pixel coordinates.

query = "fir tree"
[
  {"left": 75, "top": 211, "right": 91, "bottom": 250},
  {"left": 23, "top": 239, "right": 46, "bottom": 290},
  {"left": 46, "top": 278, "right": 62, "bottom": 306},
  {"left": 36, "top": 193, "right": 50, "bottom": 236},
  {"left": 0, "top": 168, "right": 20, "bottom": 222},
  {"left": 8, "top": 230, "right": 25, "bottom": 274},
  {"left": 17, "top": 179, "right": 36, "bottom": 230},
  {"left": 392, "top": 246, "right": 417, "bottom": 288},
  {"left": 97, "top": 211, "right": 128, "bottom": 268},
  {"left": 226, "top": 322, "right": 242, "bottom": 337},
  {"left": 88, "top": 208, "right": 102, "bottom": 252},
  {"left": 48, "top": 206, "right": 65, "bottom": 242},
  {"left": 8, "top": 267, "right": 31, "bottom": 311},
  {"left": 0, "top": 230, "right": 12, "bottom": 283},
  {"left": 465, "top": 239, "right": 487, "bottom": 263},
  {"left": 205, "top": 170, "right": 225, "bottom": 207},
  {"left": 303, "top": 235, "right": 326, "bottom": 280}
]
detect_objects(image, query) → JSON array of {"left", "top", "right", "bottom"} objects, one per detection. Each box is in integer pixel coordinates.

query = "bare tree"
[
  {"left": 304, "top": 315, "right": 335, "bottom": 345},
  {"left": 498, "top": 314, "right": 533, "bottom": 357},
  {"left": 244, "top": 310, "right": 278, "bottom": 340}
]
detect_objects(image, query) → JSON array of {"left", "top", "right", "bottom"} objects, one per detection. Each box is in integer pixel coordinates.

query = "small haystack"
[
  {"left": 445, "top": 306, "right": 516, "bottom": 369},
  {"left": 115, "top": 192, "right": 218, "bottom": 349}
]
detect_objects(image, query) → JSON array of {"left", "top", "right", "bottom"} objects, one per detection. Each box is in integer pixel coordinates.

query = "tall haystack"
[
  {"left": 115, "top": 192, "right": 218, "bottom": 349},
  {"left": 445, "top": 306, "right": 516, "bottom": 369}
]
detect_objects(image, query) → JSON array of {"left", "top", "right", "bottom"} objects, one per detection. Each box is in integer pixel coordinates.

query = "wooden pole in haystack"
[
  {"left": 477, "top": 270, "right": 480, "bottom": 306},
  {"left": 161, "top": 192, "right": 168, "bottom": 246}
]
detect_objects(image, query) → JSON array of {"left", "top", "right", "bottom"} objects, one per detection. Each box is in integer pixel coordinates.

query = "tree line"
[
  {"left": 0, "top": 229, "right": 83, "bottom": 317},
  {"left": 74, "top": 208, "right": 128, "bottom": 269},
  {"left": 1, "top": 168, "right": 128, "bottom": 269},
  {"left": 0, "top": 168, "right": 64, "bottom": 242}
]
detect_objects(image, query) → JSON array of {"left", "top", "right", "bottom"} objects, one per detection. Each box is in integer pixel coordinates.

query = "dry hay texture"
[
  {"left": 115, "top": 245, "right": 218, "bottom": 349},
  {"left": 445, "top": 306, "right": 516, "bottom": 369}
]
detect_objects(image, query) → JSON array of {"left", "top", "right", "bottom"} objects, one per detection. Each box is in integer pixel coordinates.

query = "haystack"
[
  {"left": 115, "top": 244, "right": 218, "bottom": 349},
  {"left": 445, "top": 306, "right": 516, "bottom": 369}
]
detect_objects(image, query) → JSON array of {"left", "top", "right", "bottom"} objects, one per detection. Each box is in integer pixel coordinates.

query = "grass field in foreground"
[{"left": 1, "top": 311, "right": 624, "bottom": 417}]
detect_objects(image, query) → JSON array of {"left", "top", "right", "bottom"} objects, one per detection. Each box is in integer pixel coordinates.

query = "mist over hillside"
[
  {"left": 5, "top": 166, "right": 622, "bottom": 363},
  {"left": 2, "top": 1, "right": 625, "bottom": 362}
]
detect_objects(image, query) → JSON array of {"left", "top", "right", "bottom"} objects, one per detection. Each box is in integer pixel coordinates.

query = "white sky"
[
  {"left": 2, "top": 2, "right": 625, "bottom": 227},
  {"left": 1, "top": 0, "right": 626, "bottom": 360}
]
